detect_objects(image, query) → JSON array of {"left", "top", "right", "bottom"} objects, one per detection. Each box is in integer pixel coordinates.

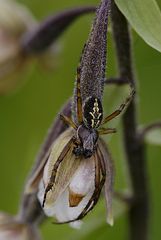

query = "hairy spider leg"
[
  {"left": 59, "top": 114, "right": 77, "bottom": 130},
  {"left": 76, "top": 149, "right": 102, "bottom": 220},
  {"left": 42, "top": 137, "right": 74, "bottom": 207},
  {"left": 76, "top": 65, "right": 83, "bottom": 124},
  {"left": 78, "top": 147, "right": 106, "bottom": 218},
  {"left": 78, "top": 148, "right": 106, "bottom": 219},
  {"left": 75, "top": 43, "right": 88, "bottom": 124},
  {"left": 101, "top": 88, "right": 135, "bottom": 125},
  {"left": 60, "top": 45, "right": 87, "bottom": 128},
  {"left": 98, "top": 127, "right": 117, "bottom": 135}
]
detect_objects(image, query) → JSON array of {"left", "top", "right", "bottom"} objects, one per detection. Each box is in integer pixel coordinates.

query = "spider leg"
[
  {"left": 76, "top": 65, "right": 83, "bottom": 124},
  {"left": 42, "top": 137, "right": 74, "bottom": 207},
  {"left": 101, "top": 89, "right": 135, "bottom": 125},
  {"left": 98, "top": 127, "right": 117, "bottom": 135},
  {"left": 75, "top": 43, "right": 88, "bottom": 124},
  {"left": 76, "top": 149, "right": 102, "bottom": 220},
  {"left": 60, "top": 114, "right": 77, "bottom": 129},
  {"left": 77, "top": 148, "right": 106, "bottom": 220},
  {"left": 60, "top": 45, "right": 87, "bottom": 129}
]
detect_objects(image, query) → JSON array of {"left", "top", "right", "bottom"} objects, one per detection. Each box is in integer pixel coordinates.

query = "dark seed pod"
[
  {"left": 73, "top": 0, "right": 111, "bottom": 125},
  {"left": 79, "top": 0, "right": 110, "bottom": 101}
]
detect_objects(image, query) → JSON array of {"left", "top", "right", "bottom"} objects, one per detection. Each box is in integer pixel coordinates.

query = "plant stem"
[{"left": 111, "top": 2, "right": 149, "bottom": 240}]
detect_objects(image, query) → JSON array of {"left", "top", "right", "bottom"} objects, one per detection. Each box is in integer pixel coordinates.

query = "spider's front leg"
[
  {"left": 101, "top": 89, "right": 135, "bottom": 125},
  {"left": 60, "top": 114, "right": 77, "bottom": 130},
  {"left": 98, "top": 127, "right": 117, "bottom": 135}
]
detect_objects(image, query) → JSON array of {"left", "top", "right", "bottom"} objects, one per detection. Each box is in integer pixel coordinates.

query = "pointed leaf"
[{"left": 115, "top": 0, "right": 161, "bottom": 52}]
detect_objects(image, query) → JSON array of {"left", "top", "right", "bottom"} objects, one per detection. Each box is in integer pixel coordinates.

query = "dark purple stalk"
[
  {"left": 21, "top": 6, "right": 95, "bottom": 55},
  {"left": 111, "top": 2, "right": 149, "bottom": 240},
  {"left": 79, "top": 0, "right": 111, "bottom": 103},
  {"left": 73, "top": 0, "right": 111, "bottom": 124}
]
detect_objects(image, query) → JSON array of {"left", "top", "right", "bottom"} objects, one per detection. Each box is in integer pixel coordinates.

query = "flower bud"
[
  {"left": 0, "top": 0, "right": 37, "bottom": 36},
  {"left": 0, "top": 1, "right": 95, "bottom": 94},
  {"left": 0, "top": 0, "right": 36, "bottom": 94},
  {"left": 37, "top": 128, "right": 113, "bottom": 227},
  {"left": 37, "top": 129, "right": 96, "bottom": 223}
]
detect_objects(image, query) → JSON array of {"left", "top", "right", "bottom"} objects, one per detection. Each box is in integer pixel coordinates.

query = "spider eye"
[
  {"left": 83, "top": 97, "right": 103, "bottom": 129},
  {"left": 83, "top": 149, "right": 93, "bottom": 158}
]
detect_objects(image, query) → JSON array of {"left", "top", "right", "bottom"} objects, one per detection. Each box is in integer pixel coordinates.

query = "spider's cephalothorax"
[{"left": 74, "top": 125, "right": 98, "bottom": 158}]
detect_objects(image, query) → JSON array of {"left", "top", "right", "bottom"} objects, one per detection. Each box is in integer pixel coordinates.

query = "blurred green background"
[{"left": 0, "top": 0, "right": 161, "bottom": 239}]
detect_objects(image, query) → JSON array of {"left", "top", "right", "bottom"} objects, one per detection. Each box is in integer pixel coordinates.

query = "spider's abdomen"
[{"left": 83, "top": 97, "right": 103, "bottom": 129}]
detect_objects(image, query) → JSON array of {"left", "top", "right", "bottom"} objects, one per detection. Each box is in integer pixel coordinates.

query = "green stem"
[{"left": 111, "top": 2, "right": 149, "bottom": 240}]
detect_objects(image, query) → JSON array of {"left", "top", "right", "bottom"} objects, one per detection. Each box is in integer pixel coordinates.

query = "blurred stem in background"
[{"left": 111, "top": 2, "right": 149, "bottom": 240}]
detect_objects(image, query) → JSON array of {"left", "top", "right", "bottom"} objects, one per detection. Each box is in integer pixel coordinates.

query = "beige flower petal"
[
  {"left": 98, "top": 138, "right": 114, "bottom": 226},
  {"left": 38, "top": 128, "right": 81, "bottom": 207}
]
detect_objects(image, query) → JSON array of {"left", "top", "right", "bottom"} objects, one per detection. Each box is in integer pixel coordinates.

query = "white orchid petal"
[
  {"left": 69, "top": 221, "right": 82, "bottom": 229},
  {"left": 39, "top": 177, "right": 95, "bottom": 223},
  {"left": 41, "top": 185, "right": 94, "bottom": 225},
  {"left": 69, "top": 157, "right": 95, "bottom": 196}
]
